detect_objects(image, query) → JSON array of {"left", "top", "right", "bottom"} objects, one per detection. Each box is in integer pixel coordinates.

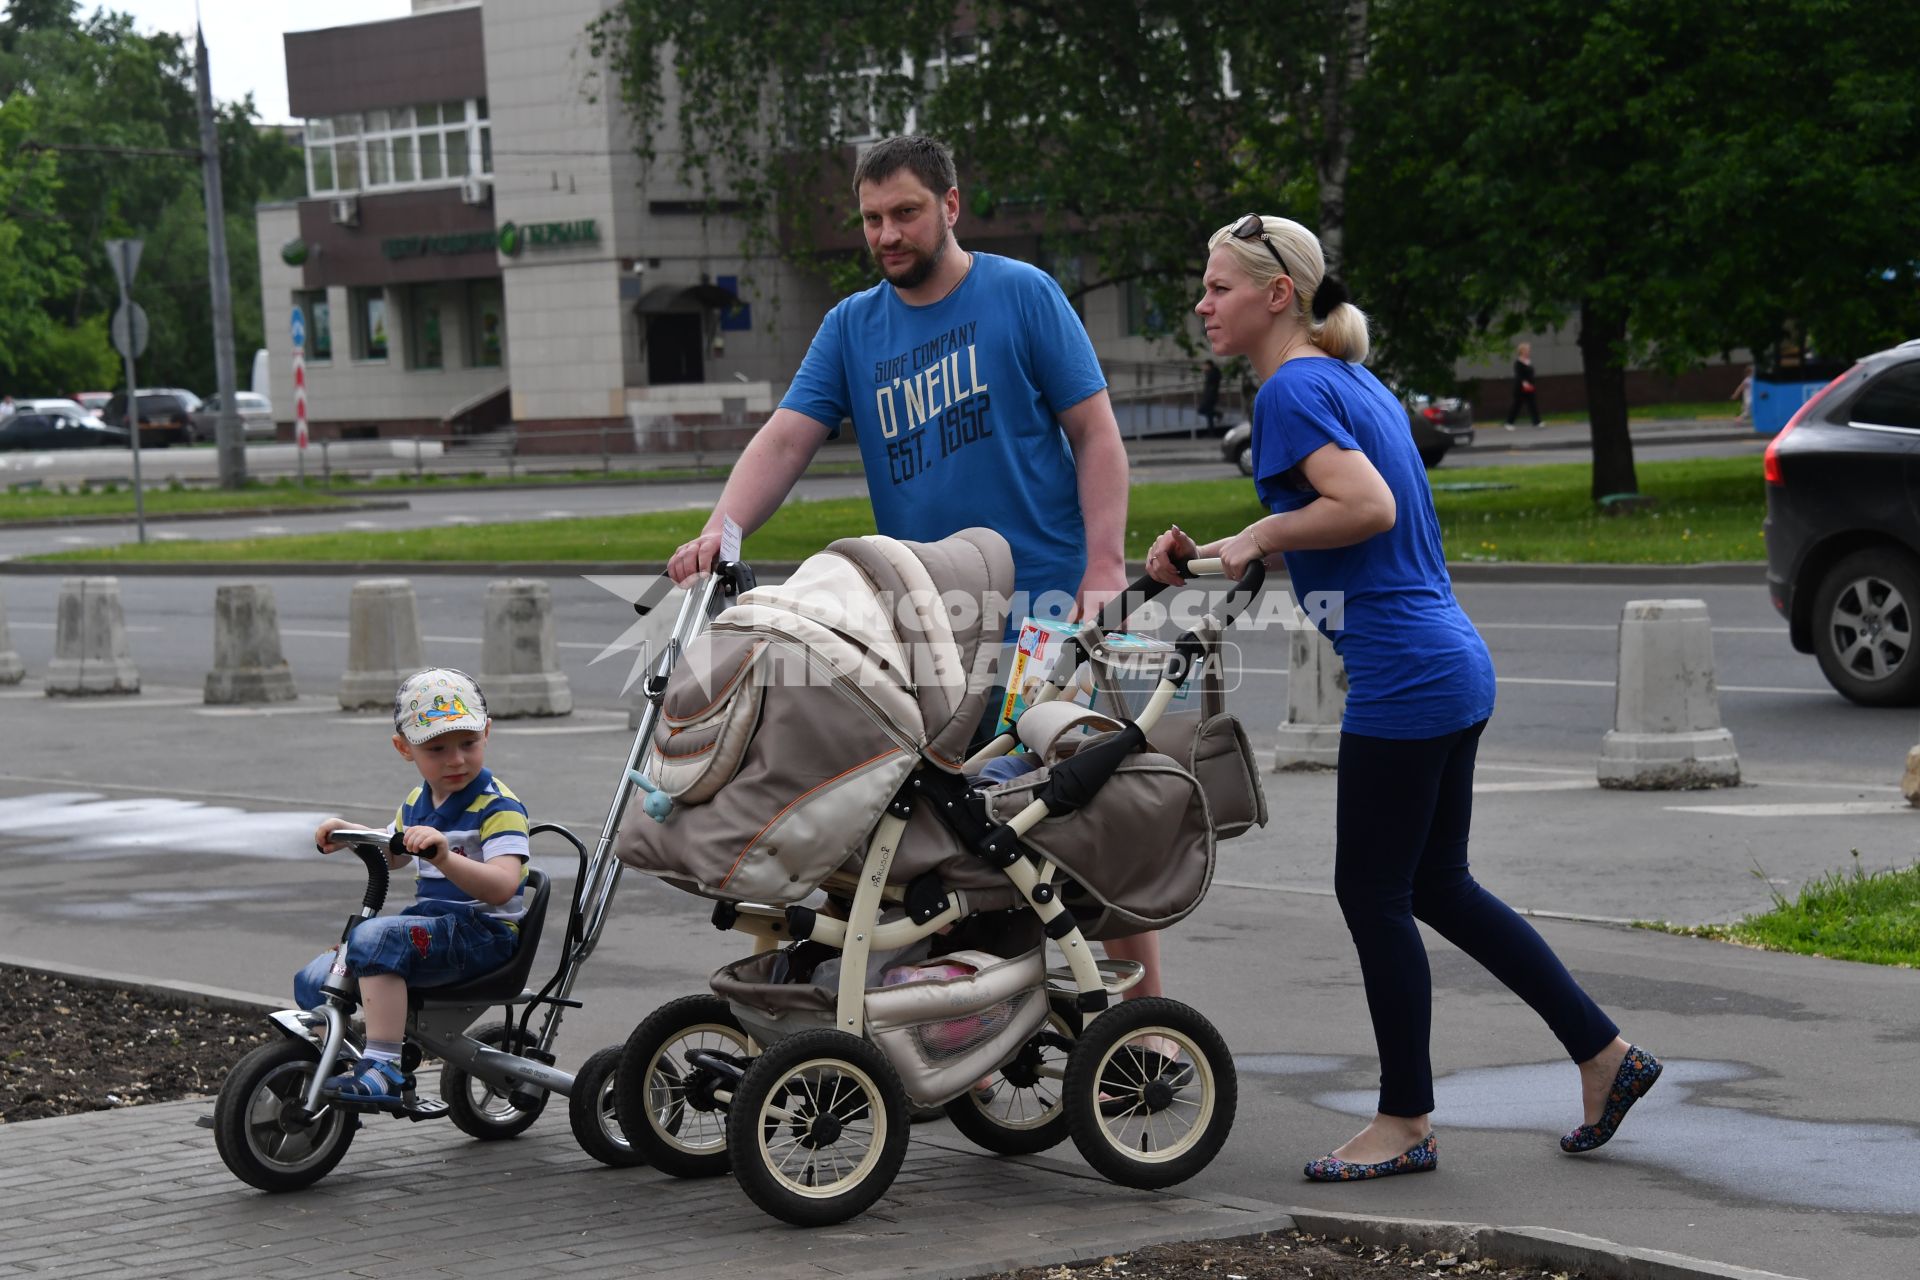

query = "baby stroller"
[{"left": 611, "top": 528, "right": 1267, "bottom": 1225}]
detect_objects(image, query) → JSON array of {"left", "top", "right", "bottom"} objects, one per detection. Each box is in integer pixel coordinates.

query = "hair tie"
[{"left": 1310, "top": 277, "right": 1349, "bottom": 322}]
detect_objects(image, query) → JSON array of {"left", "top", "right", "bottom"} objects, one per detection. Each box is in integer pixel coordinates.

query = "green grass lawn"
[
  {"left": 27, "top": 454, "right": 1767, "bottom": 566},
  {"left": 1540, "top": 399, "right": 1742, "bottom": 425},
  {"left": 1640, "top": 855, "right": 1920, "bottom": 967},
  {"left": 0, "top": 485, "right": 354, "bottom": 522},
  {"left": 0, "top": 463, "right": 868, "bottom": 523}
]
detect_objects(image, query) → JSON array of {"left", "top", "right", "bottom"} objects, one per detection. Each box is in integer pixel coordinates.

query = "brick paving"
[{"left": 0, "top": 1090, "right": 1292, "bottom": 1279}]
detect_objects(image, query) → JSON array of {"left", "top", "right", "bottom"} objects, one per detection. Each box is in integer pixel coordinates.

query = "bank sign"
[{"left": 381, "top": 219, "right": 600, "bottom": 261}]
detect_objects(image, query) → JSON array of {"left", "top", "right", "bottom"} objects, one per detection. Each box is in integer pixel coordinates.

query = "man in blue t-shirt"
[
  {"left": 668, "top": 134, "right": 1157, "bottom": 1015},
  {"left": 666, "top": 134, "right": 1128, "bottom": 621}
]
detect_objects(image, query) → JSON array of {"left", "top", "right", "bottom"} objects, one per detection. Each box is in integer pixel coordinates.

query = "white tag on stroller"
[{"left": 719, "top": 513, "right": 742, "bottom": 563}]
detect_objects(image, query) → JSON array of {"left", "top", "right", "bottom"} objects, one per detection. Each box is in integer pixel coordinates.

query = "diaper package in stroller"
[{"left": 610, "top": 528, "right": 1265, "bottom": 1226}]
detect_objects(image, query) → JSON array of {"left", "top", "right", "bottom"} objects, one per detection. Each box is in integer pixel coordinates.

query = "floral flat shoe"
[
  {"left": 1303, "top": 1133, "right": 1437, "bottom": 1182},
  {"left": 1561, "top": 1045, "right": 1662, "bottom": 1153}
]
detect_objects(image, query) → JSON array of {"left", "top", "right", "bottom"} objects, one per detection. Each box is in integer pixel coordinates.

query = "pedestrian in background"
[
  {"left": 1197, "top": 359, "right": 1223, "bottom": 431},
  {"left": 1149, "top": 213, "right": 1661, "bottom": 1182},
  {"left": 1505, "top": 341, "right": 1541, "bottom": 429}
]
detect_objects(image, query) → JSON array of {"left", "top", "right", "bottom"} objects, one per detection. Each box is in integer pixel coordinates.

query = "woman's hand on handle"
[
  {"left": 1218, "top": 526, "right": 1269, "bottom": 582},
  {"left": 1145, "top": 525, "right": 1199, "bottom": 585}
]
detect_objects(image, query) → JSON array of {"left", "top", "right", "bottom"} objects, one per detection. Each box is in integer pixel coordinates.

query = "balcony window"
[{"left": 304, "top": 98, "right": 490, "bottom": 197}]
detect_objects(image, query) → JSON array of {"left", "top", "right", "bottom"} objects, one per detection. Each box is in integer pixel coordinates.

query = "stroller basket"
[{"left": 712, "top": 946, "right": 1047, "bottom": 1106}]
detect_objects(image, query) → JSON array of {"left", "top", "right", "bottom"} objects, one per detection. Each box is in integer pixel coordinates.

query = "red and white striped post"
[{"left": 294, "top": 353, "right": 308, "bottom": 480}]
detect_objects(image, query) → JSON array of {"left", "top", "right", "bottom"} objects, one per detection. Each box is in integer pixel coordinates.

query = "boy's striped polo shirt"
[{"left": 391, "top": 768, "right": 532, "bottom": 924}]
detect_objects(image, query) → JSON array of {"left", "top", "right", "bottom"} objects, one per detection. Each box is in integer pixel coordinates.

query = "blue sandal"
[
  {"left": 326, "top": 1058, "right": 407, "bottom": 1106},
  {"left": 1304, "top": 1133, "right": 1438, "bottom": 1182},
  {"left": 1561, "top": 1045, "right": 1662, "bottom": 1153}
]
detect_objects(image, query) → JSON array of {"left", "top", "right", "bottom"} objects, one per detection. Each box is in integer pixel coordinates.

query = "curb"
[
  {"left": 1457, "top": 428, "right": 1760, "bottom": 456},
  {"left": 0, "top": 952, "right": 282, "bottom": 1017},
  {"left": 0, "top": 558, "right": 1767, "bottom": 584},
  {"left": 0, "top": 499, "right": 411, "bottom": 531},
  {"left": 1281, "top": 1208, "right": 1807, "bottom": 1280}
]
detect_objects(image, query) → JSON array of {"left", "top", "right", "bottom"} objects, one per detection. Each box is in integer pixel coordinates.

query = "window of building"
[
  {"left": 294, "top": 289, "right": 332, "bottom": 361},
  {"left": 1125, "top": 278, "right": 1164, "bottom": 337},
  {"left": 305, "top": 98, "right": 491, "bottom": 196},
  {"left": 350, "top": 287, "right": 388, "bottom": 362},
  {"left": 466, "top": 281, "right": 505, "bottom": 369},
  {"left": 406, "top": 285, "right": 442, "bottom": 370}
]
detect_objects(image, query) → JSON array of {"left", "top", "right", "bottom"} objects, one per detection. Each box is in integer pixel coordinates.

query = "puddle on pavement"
[
  {"left": 0, "top": 792, "right": 329, "bottom": 860},
  {"left": 1313, "top": 1059, "right": 1920, "bottom": 1214}
]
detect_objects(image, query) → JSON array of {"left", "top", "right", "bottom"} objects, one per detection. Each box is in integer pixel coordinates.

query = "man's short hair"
[{"left": 851, "top": 135, "right": 958, "bottom": 201}]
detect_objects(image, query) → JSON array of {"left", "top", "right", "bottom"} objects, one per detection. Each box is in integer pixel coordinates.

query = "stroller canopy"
[{"left": 726, "top": 528, "right": 1012, "bottom": 769}]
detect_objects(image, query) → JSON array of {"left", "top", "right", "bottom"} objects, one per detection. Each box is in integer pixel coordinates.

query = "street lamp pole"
[{"left": 196, "top": 25, "right": 246, "bottom": 489}]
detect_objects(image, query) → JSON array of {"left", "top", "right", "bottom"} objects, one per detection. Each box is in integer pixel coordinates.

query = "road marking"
[
  {"left": 343, "top": 520, "right": 382, "bottom": 530},
  {"left": 9, "top": 622, "right": 163, "bottom": 633},
  {"left": 491, "top": 723, "right": 633, "bottom": 736},
  {"left": 1478, "top": 622, "right": 1788, "bottom": 635},
  {"left": 442, "top": 515, "right": 481, "bottom": 525},
  {"left": 1494, "top": 675, "right": 1829, "bottom": 696},
  {"left": 55, "top": 535, "right": 95, "bottom": 544},
  {"left": 1212, "top": 877, "right": 1636, "bottom": 924},
  {"left": 1497, "top": 676, "right": 1615, "bottom": 688},
  {"left": 278, "top": 626, "right": 623, "bottom": 655},
  {"left": 195, "top": 704, "right": 341, "bottom": 717},
  {"left": 60, "top": 696, "right": 206, "bottom": 711},
  {"left": 1472, "top": 779, "right": 1593, "bottom": 793},
  {"left": 1666, "top": 801, "right": 1913, "bottom": 818},
  {"left": 250, "top": 525, "right": 287, "bottom": 534},
  {"left": 154, "top": 531, "right": 189, "bottom": 542}
]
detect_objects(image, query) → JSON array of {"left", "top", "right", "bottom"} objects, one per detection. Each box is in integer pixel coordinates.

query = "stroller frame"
[{"left": 614, "top": 549, "right": 1265, "bottom": 1227}]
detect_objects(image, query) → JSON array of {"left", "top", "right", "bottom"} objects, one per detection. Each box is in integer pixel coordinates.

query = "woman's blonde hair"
[{"left": 1207, "top": 215, "right": 1369, "bottom": 363}]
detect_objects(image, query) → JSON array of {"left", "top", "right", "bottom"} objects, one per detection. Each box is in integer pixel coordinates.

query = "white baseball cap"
[{"left": 394, "top": 667, "right": 489, "bottom": 744}]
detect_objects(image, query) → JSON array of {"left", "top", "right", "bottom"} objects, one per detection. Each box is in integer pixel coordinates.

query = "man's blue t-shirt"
[
  {"left": 1251, "top": 358, "right": 1495, "bottom": 739},
  {"left": 779, "top": 252, "right": 1106, "bottom": 611}
]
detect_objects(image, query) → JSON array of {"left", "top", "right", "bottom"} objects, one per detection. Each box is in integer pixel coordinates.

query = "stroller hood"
[{"left": 616, "top": 529, "right": 1013, "bottom": 903}]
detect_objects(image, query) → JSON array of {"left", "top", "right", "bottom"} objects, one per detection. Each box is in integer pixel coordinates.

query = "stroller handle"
[{"left": 1096, "top": 555, "right": 1268, "bottom": 634}]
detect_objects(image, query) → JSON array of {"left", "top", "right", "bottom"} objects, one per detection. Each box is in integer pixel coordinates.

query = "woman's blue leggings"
[{"left": 1334, "top": 719, "right": 1618, "bottom": 1117}]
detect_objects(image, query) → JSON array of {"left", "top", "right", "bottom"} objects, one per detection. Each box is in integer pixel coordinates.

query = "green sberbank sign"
[
  {"left": 380, "top": 219, "right": 600, "bottom": 261},
  {"left": 497, "top": 219, "right": 599, "bottom": 255}
]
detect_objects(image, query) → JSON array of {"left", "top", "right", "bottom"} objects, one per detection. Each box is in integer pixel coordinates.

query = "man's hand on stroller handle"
[{"left": 668, "top": 530, "right": 724, "bottom": 585}]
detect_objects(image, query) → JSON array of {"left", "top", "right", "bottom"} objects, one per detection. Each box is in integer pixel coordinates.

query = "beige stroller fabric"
[{"left": 614, "top": 528, "right": 1217, "bottom": 930}]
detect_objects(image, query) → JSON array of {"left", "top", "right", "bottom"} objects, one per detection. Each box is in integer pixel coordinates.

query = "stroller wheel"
[
  {"left": 443, "top": 1022, "right": 548, "bottom": 1140},
  {"left": 944, "top": 995, "right": 1079, "bottom": 1156},
  {"left": 727, "top": 1029, "right": 909, "bottom": 1227},
  {"left": 570, "top": 1045, "right": 646, "bottom": 1168},
  {"left": 1063, "top": 997, "right": 1236, "bottom": 1189},
  {"left": 615, "top": 995, "right": 751, "bottom": 1179},
  {"left": 213, "top": 1040, "right": 357, "bottom": 1192}
]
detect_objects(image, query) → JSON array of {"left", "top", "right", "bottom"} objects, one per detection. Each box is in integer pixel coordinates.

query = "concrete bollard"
[
  {"left": 0, "top": 588, "right": 23, "bottom": 685},
  {"left": 340, "top": 578, "right": 423, "bottom": 710},
  {"left": 1273, "top": 607, "right": 1346, "bottom": 769},
  {"left": 44, "top": 576, "right": 139, "bottom": 696},
  {"left": 1901, "top": 745, "right": 1920, "bottom": 807},
  {"left": 481, "top": 578, "right": 572, "bottom": 718},
  {"left": 1598, "top": 598, "right": 1740, "bottom": 789},
  {"left": 204, "top": 583, "right": 298, "bottom": 705}
]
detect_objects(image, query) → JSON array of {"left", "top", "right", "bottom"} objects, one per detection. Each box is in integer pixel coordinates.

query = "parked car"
[
  {"left": 1764, "top": 338, "right": 1920, "bottom": 705},
  {"left": 71, "top": 391, "right": 112, "bottom": 414},
  {"left": 189, "top": 391, "right": 275, "bottom": 441},
  {"left": 102, "top": 389, "right": 197, "bottom": 448},
  {"left": 0, "top": 412, "right": 131, "bottom": 451},
  {"left": 20, "top": 397, "right": 113, "bottom": 431},
  {"left": 1219, "top": 389, "right": 1475, "bottom": 475}
]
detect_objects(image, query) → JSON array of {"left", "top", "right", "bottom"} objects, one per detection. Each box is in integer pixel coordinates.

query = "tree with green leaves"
[
  {"left": 589, "top": 1, "right": 1368, "bottom": 328},
  {"left": 1349, "top": 0, "right": 1920, "bottom": 500},
  {"left": 0, "top": 3, "right": 300, "bottom": 399}
]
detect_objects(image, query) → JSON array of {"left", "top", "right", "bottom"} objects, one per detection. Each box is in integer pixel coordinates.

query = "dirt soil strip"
[{"left": 973, "top": 1230, "right": 1600, "bottom": 1279}]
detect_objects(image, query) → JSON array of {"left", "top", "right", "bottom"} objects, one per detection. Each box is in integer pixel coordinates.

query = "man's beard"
[{"left": 876, "top": 223, "right": 951, "bottom": 290}]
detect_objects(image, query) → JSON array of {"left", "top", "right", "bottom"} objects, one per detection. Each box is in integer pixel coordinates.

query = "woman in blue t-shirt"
[{"left": 1146, "top": 215, "right": 1661, "bottom": 1182}]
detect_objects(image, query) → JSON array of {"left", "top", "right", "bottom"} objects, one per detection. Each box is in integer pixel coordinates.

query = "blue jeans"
[{"left": 294, "top": 902, "right": 519, "bottom": 1011}]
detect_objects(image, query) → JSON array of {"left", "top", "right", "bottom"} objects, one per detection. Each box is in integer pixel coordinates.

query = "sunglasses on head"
[{"left": 1230, "top": 214, "right": 1289, "bottom": 278}]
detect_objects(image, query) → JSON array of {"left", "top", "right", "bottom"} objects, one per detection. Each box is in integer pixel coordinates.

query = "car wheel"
[
  {"left": 1810, "top": 547, "right": 1920, "bottom": 706},
  {"left": 1418, "top": 445, "right": 1448, "bottom": 469},
  {"left": 1234, "top": 443, "right": 1253, "bottom": 477}
]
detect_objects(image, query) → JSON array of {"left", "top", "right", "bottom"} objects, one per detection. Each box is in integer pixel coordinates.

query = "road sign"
[
  {"left": 110, "top": 302, "right": 149, "bottom": 360},
  {"left": 105, "top": 239, "right": 143, "bottom": 290},
  {"left": 290, "top": 306, "right": 306, "bottom": 353}
]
